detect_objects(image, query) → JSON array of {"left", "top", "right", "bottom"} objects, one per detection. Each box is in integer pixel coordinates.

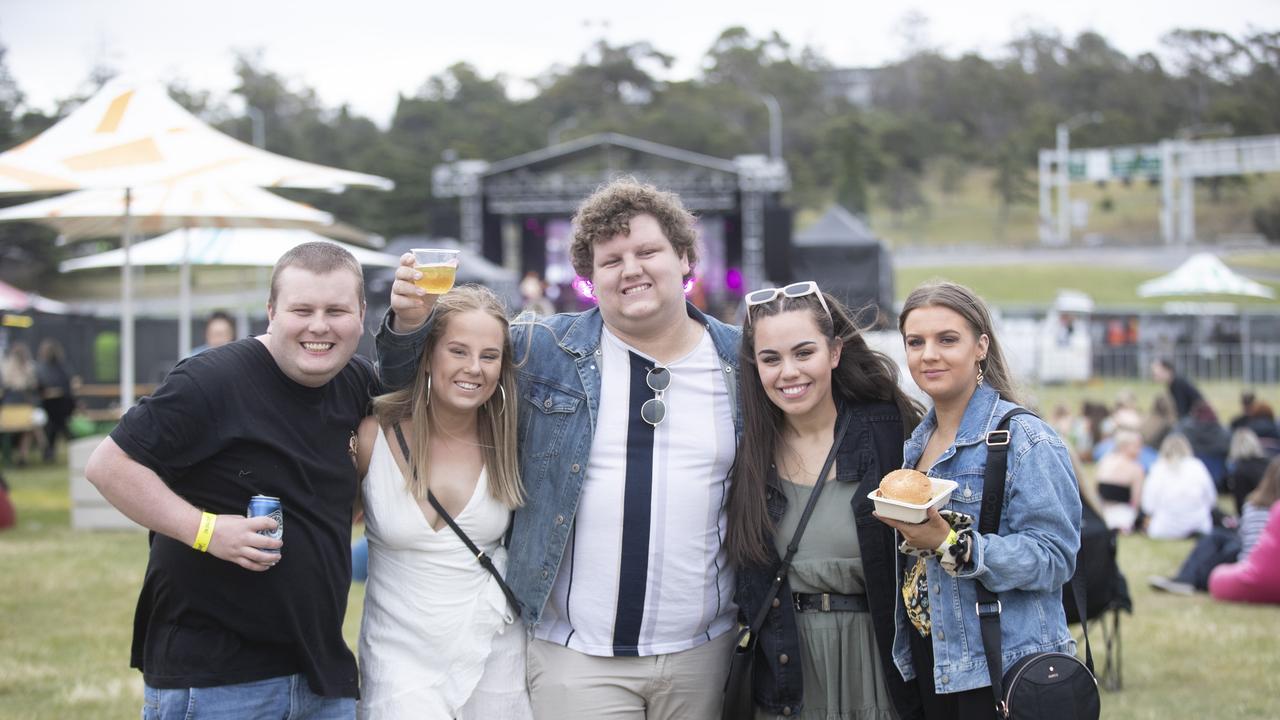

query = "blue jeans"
[
  {"left": 142, "top": 674, "right": 355, "bottom": 720},
  {"left": 351, "top": 536, "right": 369, "bottom": 582}
]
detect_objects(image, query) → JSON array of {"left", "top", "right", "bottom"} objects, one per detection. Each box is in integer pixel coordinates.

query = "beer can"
[{"left": 247, "top": 494, "right": 283, "bottom": 553}]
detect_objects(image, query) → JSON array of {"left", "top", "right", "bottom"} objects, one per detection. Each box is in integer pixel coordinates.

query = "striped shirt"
[
  {"left": 1240, "top": 502, "right": 1271, "bottom": 560},
  {"left": 534, "top": 327, "right": 737, "bottom": 656}
]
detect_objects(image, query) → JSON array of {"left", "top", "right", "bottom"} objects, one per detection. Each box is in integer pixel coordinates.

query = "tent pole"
[
  {"left": 121, "top": 187, "right": 136, "bottom": 409},
  {"left": 179, "top": 226, "right": 192, "bottom": 357}
]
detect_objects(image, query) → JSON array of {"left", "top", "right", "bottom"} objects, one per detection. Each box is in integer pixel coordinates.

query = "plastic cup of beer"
[{"left": 410, "top": 248, "right": 460, "bottom": 294}]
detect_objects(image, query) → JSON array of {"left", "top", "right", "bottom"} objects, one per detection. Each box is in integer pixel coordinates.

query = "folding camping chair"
[{"left": 1065, "top": 494, "right": 1132, "bottom": 691}]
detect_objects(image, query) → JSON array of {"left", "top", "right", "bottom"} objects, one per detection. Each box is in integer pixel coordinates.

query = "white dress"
[{"left": 358, "top": 427, "right": 532, "bottom": 720}]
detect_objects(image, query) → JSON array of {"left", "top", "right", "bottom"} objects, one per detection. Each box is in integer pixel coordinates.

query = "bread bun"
[{"left": 879, "top": 469, "right": 932, "bottom": 505}]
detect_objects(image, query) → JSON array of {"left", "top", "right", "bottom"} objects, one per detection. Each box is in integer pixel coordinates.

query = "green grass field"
[
  {"left": 3, "top": 393, "right": 1279, "bottom": 718},
  {"left": 894, "top": 263, "right": 1280, "bottom": 310},
  {"left": 867, "top": 165, "right": 1280, "bottom": 248}
]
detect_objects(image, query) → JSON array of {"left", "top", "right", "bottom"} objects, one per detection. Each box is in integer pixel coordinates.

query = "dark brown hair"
[
  {"left": 726, "top": 290, "right": 923, "bottom": 567},
  {"left": 1246, "top": 456, "right": 1280, "bottom": 509}
]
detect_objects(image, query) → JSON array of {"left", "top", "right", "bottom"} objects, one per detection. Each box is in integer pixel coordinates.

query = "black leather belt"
[{"left": 793, "top": 592, "right": 869, "bottom": 613}]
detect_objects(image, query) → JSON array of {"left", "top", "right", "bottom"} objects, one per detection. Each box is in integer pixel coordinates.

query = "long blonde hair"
[
  {"left": 371, "top": 285, "right": 523, "bottom": 508},
  {"left": 2, "top": 342, "right": 37, "bottom": 391}
]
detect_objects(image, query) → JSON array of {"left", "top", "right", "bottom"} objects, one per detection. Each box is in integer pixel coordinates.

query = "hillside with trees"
[{"left": 2, "top": 25, "right": 1278, "bottom": 284}]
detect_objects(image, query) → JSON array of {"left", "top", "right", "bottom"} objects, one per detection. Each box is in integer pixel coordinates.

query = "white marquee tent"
[
  {"left": 0, "top": 77, "right": 392, "bottom": 406},
  {"left": 1137, "top": 252, "right": 1275, "bottom": 299}
]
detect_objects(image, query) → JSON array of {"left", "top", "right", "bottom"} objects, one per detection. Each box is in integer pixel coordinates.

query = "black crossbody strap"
[
  {"left": 391, "top": 423, "right": 523, "bottom": 618},
  {"left": 744, "top": 411, "right": 853, "bottom": 638},
  {"left": 974, "top": 407, "right": 1093, "bottom": 715}
]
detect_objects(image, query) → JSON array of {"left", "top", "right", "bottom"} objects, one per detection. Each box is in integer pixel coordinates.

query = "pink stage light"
[
  {"left": 725, "top": 268, "right": 743, "bottom": 292},
  {"left": 571, "top": 274, "right": 700, "bottom": 302}
]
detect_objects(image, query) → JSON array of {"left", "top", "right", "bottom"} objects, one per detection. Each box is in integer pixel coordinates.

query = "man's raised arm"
[{"left": 374, "top": 252, "right": 438, "bottom": 391}]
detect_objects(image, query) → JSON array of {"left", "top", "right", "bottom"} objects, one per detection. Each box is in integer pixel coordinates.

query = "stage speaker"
[
  {"left": 763, "top": 207, "right": 793, "bottom": 285},
  {"left": 482, "top": 211, "right": 502, "bottom": 265}
]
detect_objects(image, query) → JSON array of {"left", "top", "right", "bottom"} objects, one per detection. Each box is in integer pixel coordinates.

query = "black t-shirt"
[{"left": 110, "top": 338, "right": 377, "bottom": 697}]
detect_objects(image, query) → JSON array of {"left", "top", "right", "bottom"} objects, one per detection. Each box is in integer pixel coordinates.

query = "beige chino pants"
[{"left": 527, "top": 630, "right": 736, "bottom": 720}]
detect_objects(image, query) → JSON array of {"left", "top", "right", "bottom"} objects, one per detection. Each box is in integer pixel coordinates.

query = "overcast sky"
[{"left": 2, "top": 0, "right": 1276, "bottom": 126}]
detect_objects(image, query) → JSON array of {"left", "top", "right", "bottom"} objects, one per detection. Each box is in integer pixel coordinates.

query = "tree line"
[{"left": 1, "top": 25, "right": 1278, "bottom": 282}]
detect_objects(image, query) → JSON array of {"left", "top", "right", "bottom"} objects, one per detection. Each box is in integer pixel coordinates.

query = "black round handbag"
[
  {"left": 999, "top": 650, "right": 1101, "bottom": 719},
  {"left": 975, "top": 408, "right": 1101, "bottom": 720}
]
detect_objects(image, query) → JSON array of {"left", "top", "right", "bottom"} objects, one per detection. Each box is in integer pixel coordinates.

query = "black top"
[
  {"left": 1168, "top": 375, "right": 1204, "bottom": 419},
  {"left": 36, "top": 359, "right": 74, "bottom": 398},
  {"left": 110, "top": 338, "right": 377, "bottom": 697}
]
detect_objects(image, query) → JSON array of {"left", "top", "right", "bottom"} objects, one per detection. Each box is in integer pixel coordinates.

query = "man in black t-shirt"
[{"left": 87, "top": 242, "right": 376, "bottom": 719}]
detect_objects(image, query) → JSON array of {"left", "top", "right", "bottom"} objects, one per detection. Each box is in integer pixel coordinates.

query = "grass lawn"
[
  {"left": 867, "top": 165, "right": 1280, "bottom": 247},
  {"left": 3, "top": 407, "right": 1280, "bottom": 717},
  {"left": 894, "top": 264, "right": 1280, "bottom": 310}
]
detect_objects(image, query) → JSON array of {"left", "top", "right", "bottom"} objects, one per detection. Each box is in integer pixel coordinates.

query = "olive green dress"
[{"left": 755, "top": 478, "right": 897, "bottom": 720}]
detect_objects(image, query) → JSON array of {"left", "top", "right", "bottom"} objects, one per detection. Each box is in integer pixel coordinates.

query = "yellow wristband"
[
  {"left": 935, "top": 528, "right": 959, "bottom": 556},
  {"left": 193, "top": 512, "right": 217, "bottom": 553}
]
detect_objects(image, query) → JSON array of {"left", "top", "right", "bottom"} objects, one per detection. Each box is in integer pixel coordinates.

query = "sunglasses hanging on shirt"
[{"left": 641, "top": 365, "right": 670, "bottom": 427}]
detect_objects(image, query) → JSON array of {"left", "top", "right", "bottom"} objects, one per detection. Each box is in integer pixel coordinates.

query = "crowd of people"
[
  {"left": 32, "top": 175, "right": 1253, "bottom": 719},
  {"left": 0, "top": 310, "right": 240, "bottom": 472},
  {"left": 1049, "top": 361, "right": 1280, "bottom": 608},
  {"left": 0, "top": 338, "right": 78, "bottom": 466}
]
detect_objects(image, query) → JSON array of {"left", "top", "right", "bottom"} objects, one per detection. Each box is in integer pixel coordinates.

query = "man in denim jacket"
[{"left": 376, "top": 179, "right": 742, "bottom": 719}]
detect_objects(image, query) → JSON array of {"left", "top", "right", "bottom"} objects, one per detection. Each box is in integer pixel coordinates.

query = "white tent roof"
[
  {"left": 0, "top": 78, "right": 393, "bottom": 406},
  {"left": 0, "top": 77, "right": 393, "bottom": 193},
  {"left": 60, "top": 228, "right": 399, "bottom": 272},
  {"left": 0, "top": 182, "right": 375, "bottom": 244},
  {"left": 1137, "top": 252, "right": 1275, "bottom": 299}
]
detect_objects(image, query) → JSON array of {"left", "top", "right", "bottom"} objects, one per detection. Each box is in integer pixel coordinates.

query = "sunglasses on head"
[{"left": 744, "top": 281, "right": 832, "bottom": 325}]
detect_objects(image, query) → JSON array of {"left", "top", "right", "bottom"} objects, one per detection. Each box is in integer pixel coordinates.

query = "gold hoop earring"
[{"left": 424, "top": 374, "right": 432, "bottom": 406}]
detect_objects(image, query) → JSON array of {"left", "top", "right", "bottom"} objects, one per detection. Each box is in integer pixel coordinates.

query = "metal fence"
[{"left": 866, "top": 310, "right": 1280, "bottom": 389}]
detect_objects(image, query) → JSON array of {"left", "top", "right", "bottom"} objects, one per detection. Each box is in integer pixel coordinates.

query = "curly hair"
[{"left": 570, "top": 177, "right": 699, "bottom": 282}]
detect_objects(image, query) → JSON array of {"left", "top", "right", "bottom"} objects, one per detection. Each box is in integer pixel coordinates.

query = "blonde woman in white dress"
[{"left": 355, "top": 285, "right": 531, "bottom": 719}]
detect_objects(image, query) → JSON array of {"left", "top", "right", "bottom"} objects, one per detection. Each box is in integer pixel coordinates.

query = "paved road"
[{"left": 892, "top": 242, "right": 1280, "bottom": 280}]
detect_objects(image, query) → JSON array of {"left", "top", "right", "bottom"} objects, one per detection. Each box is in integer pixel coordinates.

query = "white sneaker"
[{"left": 1148, "top": 576, "right": 1195, "bottom": 595}]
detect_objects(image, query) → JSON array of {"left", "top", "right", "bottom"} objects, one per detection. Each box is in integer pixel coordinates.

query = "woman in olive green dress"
[{"left": 727, "top": 283, "right": 925, "bottom": 720}]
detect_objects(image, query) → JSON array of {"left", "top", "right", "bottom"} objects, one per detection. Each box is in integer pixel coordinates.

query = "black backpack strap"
[
  {"left": 974, "top": 407, "right": 1093, "bottom": 716},
  {"left": 391, "top": 423, "right": 523, "bottom": 618},
  {"left": 742, "top": 411, "right": 853, "bottom": 640}
]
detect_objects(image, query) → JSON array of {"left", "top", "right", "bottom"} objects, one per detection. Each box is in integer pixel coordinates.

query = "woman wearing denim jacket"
[
  {"left": 728, "top": 284, "right": 926, "bottom": 720},
  {"left": 877, "top": 281, "right": 1081, "bottom": 719}
]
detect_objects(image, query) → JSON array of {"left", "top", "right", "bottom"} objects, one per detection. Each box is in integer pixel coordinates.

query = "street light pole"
[
  {"left": 246, "top": 105, "right": 266, "bottom": 149},
  {"left": 759, "top": 94, "right": 782, "bottom": 160},
  {"left": 1056, "top": 123, "right": 1070, "bottom": 245},
  {"left": 1055, "top": 111, "right": 1102, "bottom": 245}
]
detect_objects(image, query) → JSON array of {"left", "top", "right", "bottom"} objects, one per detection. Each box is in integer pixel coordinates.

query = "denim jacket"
[
  {"left": 891, "top": 383, "right": 1081, "bottom": 694},
  {"left": 375, "top": 303, "right": 743, "bottom": 625},
  {"left": 734, "top": 402, "right": 924, "bottom": 719}
]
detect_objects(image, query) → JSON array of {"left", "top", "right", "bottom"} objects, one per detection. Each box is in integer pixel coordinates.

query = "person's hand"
[
  {"left": 875, "top": 507, "right": 952, "bottom": 551},
  {"left": 390, "top": 252, "right": 433, "bottom": 332},
  {"left": 206, "top": 514, "right": 284, "bottom": 572}
]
